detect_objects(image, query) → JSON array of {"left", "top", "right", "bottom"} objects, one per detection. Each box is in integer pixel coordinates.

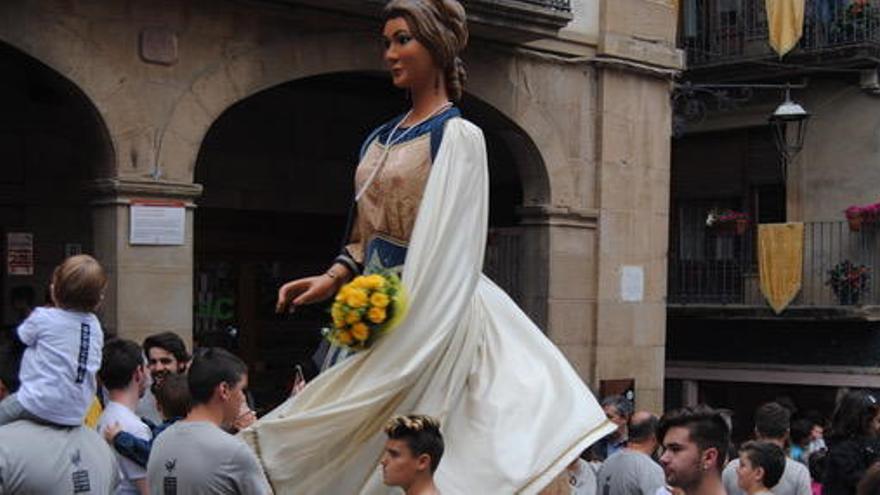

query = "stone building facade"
[
  {"left": 0, "top": 0, "right": 679, "bottom": 411},
  {"left": 668, "top": 0, "right": 880, "bottom": 439}
]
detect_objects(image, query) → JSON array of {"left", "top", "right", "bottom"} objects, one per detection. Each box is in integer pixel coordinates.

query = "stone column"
[
  {"left": 89, "top": 179, "right": 201, "bottom": 346},
  {"left": 593, "top": 66, "right": 672, "bottom": 413},
  {"left": 520, "top": 206, "right": 599, "bottom": 384}
]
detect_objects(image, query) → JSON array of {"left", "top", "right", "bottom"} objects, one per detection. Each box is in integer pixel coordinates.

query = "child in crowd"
[
  {"left": 104, "top": 373, "right": 191, "bottom": 467},
  {"left": 0, "top": 254, "right": 106, "bottom": 427},
  {"left": 737, "top": 440, "right": 787, "bottom": 495}
]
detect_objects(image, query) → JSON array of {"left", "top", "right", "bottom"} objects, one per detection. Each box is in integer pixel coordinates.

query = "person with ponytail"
[{"left": 243, "top": 1, "right": 614, "bottom": 493}]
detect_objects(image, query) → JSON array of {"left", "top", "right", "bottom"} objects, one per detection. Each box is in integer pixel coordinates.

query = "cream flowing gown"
[{"left": 240, "top": 117, "right": 614, "bottom": 494}]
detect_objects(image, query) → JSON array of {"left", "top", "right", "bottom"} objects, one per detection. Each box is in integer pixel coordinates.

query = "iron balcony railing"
[
  {"left": 668, "top": 220, "right": 880, "bottom": 307},
  {"left": 680, "top": 0, "right": 880, "bottom": 67},
  {"left": 514, "top": 0, "right": 571, "bottom": 11}
]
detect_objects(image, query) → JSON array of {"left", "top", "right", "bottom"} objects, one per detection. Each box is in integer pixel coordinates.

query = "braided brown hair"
[{"left": 382, "top": 0, "right": 469, "bottom": 101}]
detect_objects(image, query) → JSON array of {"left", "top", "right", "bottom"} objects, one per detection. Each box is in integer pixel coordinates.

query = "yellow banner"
[
  {"left": 759, "top": 222, "right": 804, "bottom": 314},
  {"left": 766, "top": 0, "right": 806, "bottom": 57}
]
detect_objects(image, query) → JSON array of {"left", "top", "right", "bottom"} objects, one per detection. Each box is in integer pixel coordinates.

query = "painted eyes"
[{"left": 382, "top": 33, "right": 413, "bottom": 49}]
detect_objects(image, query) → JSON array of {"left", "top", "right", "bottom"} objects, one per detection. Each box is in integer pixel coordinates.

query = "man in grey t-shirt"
[
  {"left": 722, "top": 402, "right": 811, "bottom": 495},
  {"left": 597, "top": 411, "right": 666, "bottom": 495},
  {"left": 0, "top": 419, "right": 120, "bottom": 494},
  {"left": 147, "top": 347, "right": 271, "bottom": 494}
]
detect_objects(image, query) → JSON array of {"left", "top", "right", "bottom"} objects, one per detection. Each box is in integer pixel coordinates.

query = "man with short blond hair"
[{"left": 381, "top": 414, "right": 444, "bottom": 495}]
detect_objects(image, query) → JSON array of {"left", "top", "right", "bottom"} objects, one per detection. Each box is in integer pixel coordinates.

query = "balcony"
[
  {"left": 268, "top": 0, "right": 572, "bottom": 39},
  {"left": 668, "top": 220, "right": 880, "bottom": 320},
  {"left": 680, "top": 0, "right": 880, "bottom": 78}
]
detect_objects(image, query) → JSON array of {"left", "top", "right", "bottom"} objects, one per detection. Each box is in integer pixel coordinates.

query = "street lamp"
[{"left": 769, "top": 87, "right": 811, "bottom": 175}]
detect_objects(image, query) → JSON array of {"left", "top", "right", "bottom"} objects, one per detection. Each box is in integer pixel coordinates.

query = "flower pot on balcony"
[
  {"left": 712, "top": 219, "right": 749, "bottom": 236},
  {"left": 848, "top": 215, "right": 863, "bottom": 232}
]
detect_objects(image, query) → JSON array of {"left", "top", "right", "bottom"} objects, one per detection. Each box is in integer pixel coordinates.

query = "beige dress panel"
[{"left": 345, "top": 133, "right": 432, "bottom": 266}]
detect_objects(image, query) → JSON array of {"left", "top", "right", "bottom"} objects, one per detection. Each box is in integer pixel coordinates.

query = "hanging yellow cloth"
[
  {"left": 83, "top": 395, "right": 103, "bottom": 429},
  {"left": 766, "top": 0, "right": 806, "bottom": 57},
  {"left": 758, "top": 222, "right": 804, "bottom": 314}
]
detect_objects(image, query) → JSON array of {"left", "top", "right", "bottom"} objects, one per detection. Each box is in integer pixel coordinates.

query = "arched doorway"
[
  {"left": 0, "top": 42, "right": 112, "bottom": 334},
  {"left": 194, "top": 72, "right": 542, "bottom": 409}
]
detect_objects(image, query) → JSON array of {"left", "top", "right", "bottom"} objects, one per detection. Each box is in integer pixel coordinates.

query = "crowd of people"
[
  {"left": 546, "top": 390, "right": 880, "bottom": 495},
  {"left": 1, "top": 255, "right": 880, "bottom": 495},
  {"left": 0, "top": 255, "right": 453, "bottom": 494},
  {"left": 0, "top": 255, "right": 875, "bottom": 494}
]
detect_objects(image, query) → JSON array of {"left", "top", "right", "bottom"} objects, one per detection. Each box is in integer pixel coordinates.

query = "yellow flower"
[
  {"left": 331, "top": 303, "right": 344, "bottom": 319},
  {"left": 350, "top": 276, "right": 370, "bottom": 289},
  {"left": 367, "top": 306, "right": 387, "bottom": 324},
  {"left": 365, "top": 274, "right": 386, "bottom": 289},
  {"left": 351, "top": 323, "right": 370, "bottom": 341},
  {"left": 331, "top": 304, "right": 345, "bottom": 328},
  {"left": 336, "top": 330, "right": 353, "bottom": 345},
  {"left": 335, "top": 288, "right": 347, "bottom": 302},
  {"left": 369, "top": 292, "right": 390, "bottom": 308},
  {"left": 345, "top": 311, "right": 362, "bottom": 324},
  {"left": 345, "top": 288, "right": 368, "bottom": 308}
]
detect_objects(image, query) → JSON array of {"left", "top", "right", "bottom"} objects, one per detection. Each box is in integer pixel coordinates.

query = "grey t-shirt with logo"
[
  {"left": 0, "top": 420, "right": 120, "bottom": 494},
  {"left": 146, "top": 421, "right": 271, "bottom": 495},
  {"left": 597, "top": 449, "right": 666, "bottom": 495}
]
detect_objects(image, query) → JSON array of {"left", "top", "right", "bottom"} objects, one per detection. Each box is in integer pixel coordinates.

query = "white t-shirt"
[
  {"left": 97, "top": 401, "right": 152, "bottom": 495},
  {"left": 135, "top": 387, "right": 162, "bottom": 425},
  {"left": 16, "top": 307, "right": 103, "bottom": 425},
  {"left": 569, "top": 459, "right": 599, "bottom": 495},
  {"left": 597, "top": 450, "right": 666, "bottom": 495}
]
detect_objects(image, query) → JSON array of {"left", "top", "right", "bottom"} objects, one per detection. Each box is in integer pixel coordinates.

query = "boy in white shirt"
[{"left": 0, "top": 254, "right": 106, "bottom": 426}]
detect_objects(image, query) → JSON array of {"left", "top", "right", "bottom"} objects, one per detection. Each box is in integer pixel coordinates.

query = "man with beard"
[
  {"left": 658, "top": 405, "right": 730, "bottom": 495},
  {"left": 136, "top": 332, "right": 190, "bottom": 423}
]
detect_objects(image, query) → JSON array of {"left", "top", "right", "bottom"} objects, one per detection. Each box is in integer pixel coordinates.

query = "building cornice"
[
  {"left": 518, "top": 205, "right": 599, "bottom": 228},
  {"left": 86, "top": 178, "right": 203, "bottom": 205}
]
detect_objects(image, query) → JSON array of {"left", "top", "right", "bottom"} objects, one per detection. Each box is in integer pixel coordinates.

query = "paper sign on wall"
[
  {"left": 620, "top": 265, "right": 644, "bottom": 302},
  {"left": 130, "top": 200, "right": 185, "bottom": 245},
  {"left": 7, "top": 232, "right": 34, "bottom": 276}
]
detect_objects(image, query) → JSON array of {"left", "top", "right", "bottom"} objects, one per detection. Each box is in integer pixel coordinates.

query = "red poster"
[{"left": 7, "top": 232, "right": 34, "bottom": 276}]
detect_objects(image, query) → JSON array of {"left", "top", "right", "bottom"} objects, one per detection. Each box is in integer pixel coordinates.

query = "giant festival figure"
[{"left": 241, "top": 1, "right": 614, "bottom": 492}]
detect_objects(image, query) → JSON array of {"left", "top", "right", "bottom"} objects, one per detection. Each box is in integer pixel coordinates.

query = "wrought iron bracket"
[{"left": 672, "top": 81, "right": 807, "bottom": 137}]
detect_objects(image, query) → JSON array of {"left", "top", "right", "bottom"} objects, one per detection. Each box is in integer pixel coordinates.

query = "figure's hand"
[
  {"left": 276, "top": 275, "right": 338, "bottom": 313},
  {"left": 103, "top": 422, "right": 122, "bottom": 443}
]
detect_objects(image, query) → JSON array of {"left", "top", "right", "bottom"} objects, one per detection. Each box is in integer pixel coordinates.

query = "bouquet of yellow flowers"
[{"left": 325, "top": 271, "right": 406, "bottom": 351}]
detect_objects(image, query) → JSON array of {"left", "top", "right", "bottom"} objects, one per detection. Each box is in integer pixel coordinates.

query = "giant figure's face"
[{"left": 382, "top": 17, "right": 437, "bottom": 92}]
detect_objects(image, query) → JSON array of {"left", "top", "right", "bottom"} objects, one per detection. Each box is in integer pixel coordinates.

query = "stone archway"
[
  {"left": 190, "top": 70, "right": 551, "bottom": 407},
  {"left": 154, "top": 32, "right": 558, "bottom": 205},
  {"left": 154, "top": 32, "right": 561, "bottom": 331},
  {"left": 0, "top": 41, "right": 114, "bottom": 328}
]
